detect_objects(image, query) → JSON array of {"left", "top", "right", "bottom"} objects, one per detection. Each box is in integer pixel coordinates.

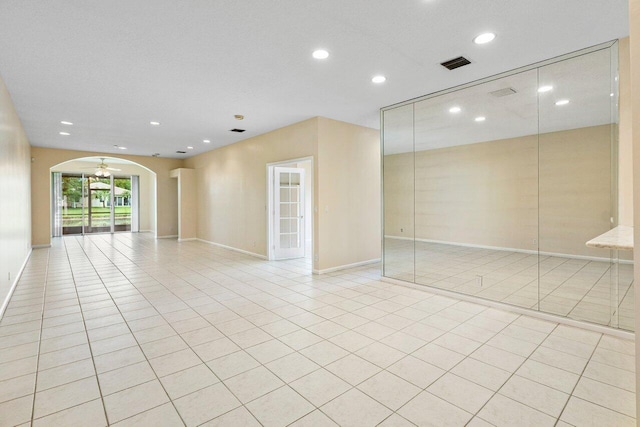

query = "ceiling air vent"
[
  {"left": 440, "top": 56, "right": 471, "bottom": 70},
  {"left": 230, "top": 128, "right": 246, "bottom": 133},
  {"left": 176, "top": 150, "right": 187, "bottom": 154},
  {"left": 490, "top": 87, "right": 517, "bottom": 97}
]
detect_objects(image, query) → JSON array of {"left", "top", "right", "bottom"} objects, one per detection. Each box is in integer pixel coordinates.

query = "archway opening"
[{"left": 50, "top": 156, "right": 157, "bottom": 237}]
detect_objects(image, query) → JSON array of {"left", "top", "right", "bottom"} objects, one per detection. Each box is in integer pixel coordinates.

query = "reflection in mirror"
[
  {"left": 410, "top": 69, "right": 539, "bottom": 310},
  {"left": 381, "top": 42, "right": 630, "bottom": 331},
  {"left": 537, "top": 48, "right": 629, "bottom": 329},
  {"left": 383, "top": 104, "right": 414, "bottom": 282}
]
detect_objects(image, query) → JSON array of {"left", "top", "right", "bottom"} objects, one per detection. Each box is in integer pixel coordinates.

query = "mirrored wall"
[{"left": 382, "top": 42, "right": 634, "bottom": 331}]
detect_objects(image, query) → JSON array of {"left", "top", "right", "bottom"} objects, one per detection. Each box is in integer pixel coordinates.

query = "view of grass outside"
[
  {"left": 62, "top": 207, "right": 132, "bottom": 227},
  {"left": 61, "top": 175, "right": 132, "bottom": 228}
]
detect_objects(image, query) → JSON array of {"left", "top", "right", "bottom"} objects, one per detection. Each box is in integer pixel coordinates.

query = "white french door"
[{"left": 274, "top": 167, "right": 305, "bottom": 260}]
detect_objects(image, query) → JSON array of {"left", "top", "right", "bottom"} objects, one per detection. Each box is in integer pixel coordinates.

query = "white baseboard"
[
  {"left": 384, "top": 235, "right": 633, "bottom": 265},
  {"left": 31, "top": 244, "right": 51, "bottom": 249},
  {"left": 0, "top": 249, "right": 32, "bottom": 320},
  {"left": 313, "top": 258, "right": 381, "bottom": 275},
  {"left": 381, "top": 276, "right": 634, "bottom": 340},
  {"left": 178, "top": 238, "right": 197, "bottom": 242},
  {"left": 196, "top": 239, "right": 268, "bottom": 260},
  {"left": 156, "top": 235, "right": 178, "bottom": 239}
]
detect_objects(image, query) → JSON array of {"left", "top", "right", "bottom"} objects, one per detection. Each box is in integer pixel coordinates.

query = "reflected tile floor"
[
  {"left": 0, "top": 234, "right": 635, "bottom": 426},
  {"left": 385, "top": 239, "right": 635, "bottom": 331}
]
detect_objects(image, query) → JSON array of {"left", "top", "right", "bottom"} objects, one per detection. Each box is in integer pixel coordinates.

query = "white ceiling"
[{"left": 0, "top": 0, "right": 629, "bottom": 158}]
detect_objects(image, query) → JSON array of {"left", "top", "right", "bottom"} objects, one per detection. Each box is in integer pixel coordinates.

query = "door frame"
[{"left": 267, "top": 156, "right": 314, "bottom": 262}]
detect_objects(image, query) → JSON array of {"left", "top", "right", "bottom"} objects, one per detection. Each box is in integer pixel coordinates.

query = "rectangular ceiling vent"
[
  {"left": 440, "top": 56, "right": 471, "bottom": 70},
  {"left": 230, "top": 128, "right": 246, "bottom": 133},
  {"left": 176, "top": 150, "right": 187, "bottom": 154},
  {"left": 490, "top": 87, "right": 517, "bottom": 97}
]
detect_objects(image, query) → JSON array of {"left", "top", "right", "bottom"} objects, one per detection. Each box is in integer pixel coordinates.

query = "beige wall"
[
  {"left": 629, "top": 1, "right": 640, "bottom": 417},
  {"left": 0, "top": 72, "right": 31, "bottom": 314},
  {"left": 184, "top": 116, "right": 381, "bottom": 272},
  {"left": 316, "top": 117, "right": 381, "bottom": 271},
  {"left": 51, "top": 159, "right": 156, "bottom": 232},
  {"left": 385, "top": 125, "right": 614, "bottom": 258},
  {"left": 619, "top": 37, "right": 634, "bottom": 227},
  {"left": 31, "top": 147, "right": 182, "bottom": 245},
  {"left": 184, "top": 118, "right": 318, "bottom": 259},
  {"left": 170, "top": 168, "right": 197, "bottom": 241}
]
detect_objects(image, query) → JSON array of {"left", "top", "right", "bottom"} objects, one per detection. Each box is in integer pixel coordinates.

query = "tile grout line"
[
  {"left": 28, "top": 246, "right": 51, "bottom": 425},
  {"left": 68, "top": 236, "right": 189, "bottom": 427}
]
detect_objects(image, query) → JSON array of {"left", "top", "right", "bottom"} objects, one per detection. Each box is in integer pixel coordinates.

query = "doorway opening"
[{"left": 267, "top": 157, "right": 314, "bottom": 265}]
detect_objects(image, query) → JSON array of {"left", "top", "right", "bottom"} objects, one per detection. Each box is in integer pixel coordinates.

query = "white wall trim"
[
  {"left": 384, "top": 235, "right": 634, "bottom": 265},
  {"left": 313, "top": 258, "right": 381, "bottom": 275},
  {"left": 381, "top": 276, "right": 634, "bottom": 340},
  {"left": 156, "top": 235, "right": 178, "bottom": 239},
  {"left": 0, "top": 249, "right": 32, "bottom": 320},
  {"left": 178, "top": 238, "right": 197, "bottom": 242},
  {"left": 197, "top": 238, "right": 268, "bottom": 260},
  {"left": 32, "top": 244, "right": 51, "bottom": 249}
]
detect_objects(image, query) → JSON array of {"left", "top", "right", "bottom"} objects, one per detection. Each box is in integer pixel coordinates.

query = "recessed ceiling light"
[
  {"left": 473, "top": 32, "right": 496, "bottom": 44},
  {"left": 538, "top": 85, "right": 553, "bottom": 93},
  {"left": 555, "top": 99, "right": 570, "bottom": 106},
  {"left": 60, "top": 121, "right": 73, "bottom": 125},
  {"left": 449, "top": 106, "right": 462, "bottom": 113},
  {"left": 187, "top": 146, "right": 194, "bottom": 150},
  {"left": 312, "top": 49, "right": 329, "bottom": 59},
  {"left": 203, "top": 139, "right": 211, "bottom": 143},
  {"left": 474, "top": 116, "right": 486, "bottom": 122},
  {"left": 59, "top": 131, "right": 70, "bottom": 136},
  {"left": 150, "top": 121, "right": 160, "bottom": 126},
  {"left": 372, "top": 75, "right": 386, "bottom": 84}
]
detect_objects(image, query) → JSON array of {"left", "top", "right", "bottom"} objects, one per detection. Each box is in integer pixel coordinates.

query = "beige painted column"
[
  {"left": 631, "top": 0, "right": 640, "bottom": 420},
  {"left": 170, "top": 168, "right": 197, "bottom": 241}
]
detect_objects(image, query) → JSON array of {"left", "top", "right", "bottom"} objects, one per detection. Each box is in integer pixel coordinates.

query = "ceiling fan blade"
[{"left": 105, "top": 167, "right": 121, "bottom": 171}]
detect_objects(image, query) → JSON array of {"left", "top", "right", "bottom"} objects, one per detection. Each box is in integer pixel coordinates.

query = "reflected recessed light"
[
  {"left": 187, "top": 146, "right": 194, "bottom": 150},
  {"left": 474, "top": 116, "right": 486, "bottom": 122},
  {"left": 610, "top": 93, "right": 614, "bottom": 97},
  {"left": 59, "top": 131, "right": 70, "bottom": 136},
  {"left": 538, "top": 85, "right": 553, "bottom": 93},
  {"left": 372, "top": 75, "right": 386, "bottom": 84},
  {"left": 203, "top": 139, "right": 210, "bottom": 143},
  {"left": 473, "top": 32, "right": 496, "bottom": 44},
  {"left": 555, "top": 99, "right": 570, "bottom": 106},
  {"left": 449, "top": 106, "right": 462, "bottom": 113},
  {"left": 150, "top": 121, "right": 160, "bottom": 126},
  {"left": 312, "top": 49, "right": 329, "bottom": 59},
  {"left": 118, "top": 146, "right": 127, "bottom": 150},
  {"left": 60, "top": 121, "right": 73, "bottom": 125}
]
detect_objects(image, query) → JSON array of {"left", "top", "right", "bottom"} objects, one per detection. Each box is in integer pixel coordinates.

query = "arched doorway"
[{"left": 50, "top": 156, "right": 157, "bottom": 237}]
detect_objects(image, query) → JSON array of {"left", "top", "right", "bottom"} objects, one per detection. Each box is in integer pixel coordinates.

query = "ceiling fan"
[{"left": 81, "top": 158, "right": 121, "bottom": 177}]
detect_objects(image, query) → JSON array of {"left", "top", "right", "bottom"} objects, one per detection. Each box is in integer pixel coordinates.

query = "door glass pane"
[
  {"left": 87, "top": 176, "right": 112, "bottom": 233},
  {"left": 383, "top": 104, "right": 415, "bottom": 282},
  {"left": 61, "top": 174, "right": 84, "bottom": 235},
  {"left": 280, "top": 234, "right": 291, "bottom": 249},
  {"left": 280, "top": 219, "right": 290, "bottom": 233},
  {"left": 280, "top": 188, "right": 289, "bottom": 202},
  {"left": 114, "top": 177, "right": 132, "bottom": 231},
  {"left": 279, "top": 172, "right": 290, "bottom": 185}
]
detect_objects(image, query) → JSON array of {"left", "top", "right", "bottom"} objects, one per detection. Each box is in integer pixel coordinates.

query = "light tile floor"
[
  {"left": 385, "top": 239, "right": 635, "bottom": 331},
  {"left": 0, "top": 234, "right": 635, "bottom": 426}
]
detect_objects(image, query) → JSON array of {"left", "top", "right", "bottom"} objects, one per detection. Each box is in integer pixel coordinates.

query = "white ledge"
[{"left": 586, "top": 225, "right": 634, "bottom": 251}]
